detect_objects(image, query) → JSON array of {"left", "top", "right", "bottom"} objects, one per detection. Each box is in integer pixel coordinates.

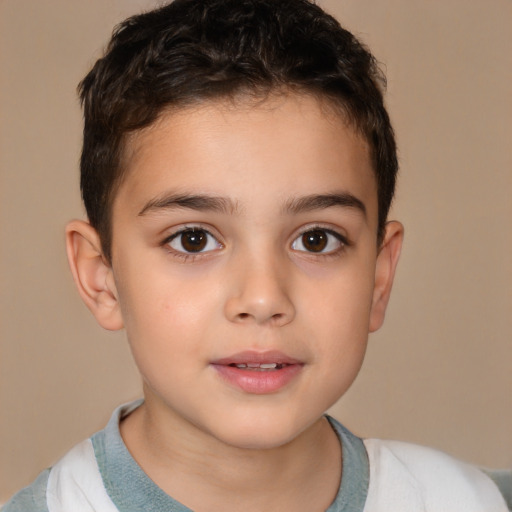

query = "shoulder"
[
  {"left": 2, "top": 469, "right": 50, "bottom": 512},
  {"left": 46, "top": 438, "right": 118, "bottom": 512},
  {"left": 483, "top": 469, "right": 512, "bottom": 511},
  {"left": 2, "top": 439, "right": 118, "bottom": 512},
  {"left": 363, "top": 438, "right": 508, "bottom": 512}
]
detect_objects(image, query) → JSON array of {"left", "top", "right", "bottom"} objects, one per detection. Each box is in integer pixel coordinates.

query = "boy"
[{"left": 3, "top": 0, "right": 510, "bottom": 510}]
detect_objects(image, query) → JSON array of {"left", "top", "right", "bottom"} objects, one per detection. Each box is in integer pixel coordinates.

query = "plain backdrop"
[{"left": 1, "top": 0, "right": 511, "bottom": 502}]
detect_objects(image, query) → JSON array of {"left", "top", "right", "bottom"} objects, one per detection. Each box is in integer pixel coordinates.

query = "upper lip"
[{"left": 211, "top": 350, "right": 303, "bottom": 366}]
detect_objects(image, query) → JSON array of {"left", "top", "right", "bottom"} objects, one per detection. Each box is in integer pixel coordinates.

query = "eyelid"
[
  {"left": 291, "top": 225, "right": 350, "bottom": 253},
  {"left": 162, "top": 224, "right": 223, "bottom": 255}
]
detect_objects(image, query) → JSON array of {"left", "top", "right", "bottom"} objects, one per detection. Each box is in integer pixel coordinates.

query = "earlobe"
[
  {"left": 369, "top": 221, "right": 404, "bottom": 333},
  {"left": 65, "top": 220, "right": 124, "bottom": 331}
]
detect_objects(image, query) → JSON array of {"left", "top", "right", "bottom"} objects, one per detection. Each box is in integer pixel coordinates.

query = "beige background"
[{"left": 1, "top": 0, "right": 511, "bottom": 502}]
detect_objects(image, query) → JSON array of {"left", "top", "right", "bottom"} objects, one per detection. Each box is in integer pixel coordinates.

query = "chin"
[
  {"left": 220, "top": 430, "right": 298, "bottom": 451},
  {"left": 208, "top": 410, "right": 319, "bottom": 451}
]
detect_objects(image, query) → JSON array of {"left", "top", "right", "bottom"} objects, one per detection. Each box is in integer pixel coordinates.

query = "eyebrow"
[
  {"left": 138, "top": 191, "right": 366, "bottom": 218},
  {"left": 138, "top": 193, "right": 240, "bottom": 216},
  {"left": 284, "top": 193, "right": 367, "bottom": 217}
]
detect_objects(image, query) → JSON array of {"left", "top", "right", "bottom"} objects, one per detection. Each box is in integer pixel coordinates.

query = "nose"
[{"left": 223, "top": 254, "right": 296, "bottom": 327}]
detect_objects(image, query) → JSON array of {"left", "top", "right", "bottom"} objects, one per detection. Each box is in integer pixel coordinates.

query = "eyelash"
[
  {"left": 291, "top": 225, "right": 350, "bottom": 258},
  {"left": 162, "top": 226, "right": 222, "bottom": 261},
  {"left": 161, "top": 224, "right": 350, "bottom": 261}
]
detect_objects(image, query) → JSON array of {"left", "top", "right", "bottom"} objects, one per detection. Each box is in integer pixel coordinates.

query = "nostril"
[
  {"left": 225, "top": 294, "right": 295, "bottom": 326},
  {"left": 271, "top": 313, "right": 286, "bottom": 324}
]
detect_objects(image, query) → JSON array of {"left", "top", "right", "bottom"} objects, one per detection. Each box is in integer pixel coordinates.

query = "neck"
[{"left": 120, "top": 398, "right": 342, "bottom": 512}]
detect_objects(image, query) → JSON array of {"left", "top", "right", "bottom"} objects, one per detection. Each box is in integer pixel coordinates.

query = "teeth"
[{"left": 234, "top": 363, "right": 280, "bottom": 369}]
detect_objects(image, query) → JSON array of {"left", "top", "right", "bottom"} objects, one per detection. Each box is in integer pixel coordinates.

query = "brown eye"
[
  {"left": 302, "top": 230, "right": 327, "bottom": 252},
  {"left": 181, "top": 230, "right": 207, "bottom": 252},
  {"left": 292, "top": 228, "right": 345, "bottom": 254},
  {"left": 168, "top": 228, "right": 220, "bottom": 254}
]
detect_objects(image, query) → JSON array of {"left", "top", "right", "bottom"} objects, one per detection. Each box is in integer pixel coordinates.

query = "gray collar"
[{"left": 91, "top": 401, "right": 369, "bottom": 512}]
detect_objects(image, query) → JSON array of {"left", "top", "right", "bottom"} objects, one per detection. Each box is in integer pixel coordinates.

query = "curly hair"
[{"left": 78, "top": 0, "right": 397, "bottom": 261}]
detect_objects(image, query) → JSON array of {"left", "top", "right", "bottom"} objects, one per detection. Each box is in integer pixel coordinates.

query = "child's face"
[{"left": 103, "top": 94, "right": 401, "bottom": 449}]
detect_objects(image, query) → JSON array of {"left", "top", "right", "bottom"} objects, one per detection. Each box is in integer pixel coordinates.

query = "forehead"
[{"left": 116, "top": 93, "right": 377, "bottom": 222}]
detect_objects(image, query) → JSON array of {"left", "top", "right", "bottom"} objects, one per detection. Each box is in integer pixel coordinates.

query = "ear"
[
  {"left": 65, "top": 220, "right": 124, "bottom": 331},
  {"left": 369, "top": 221, "right": 404, "bottom": 333}
]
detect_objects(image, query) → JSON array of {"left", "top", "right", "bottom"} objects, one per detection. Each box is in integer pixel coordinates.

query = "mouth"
[
  {"left": 228, "top": 362, "right": 290, "bottom": 371},
  {"left": 211, "top": 350, "right": 302, "bottom": 369},
  {"left": 211, "top": 351, "right": 304, "bottom": 394}
]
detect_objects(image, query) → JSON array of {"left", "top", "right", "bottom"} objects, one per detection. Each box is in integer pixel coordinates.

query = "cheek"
[
  {"left": 119, "top": 279, "right": 212, "bottom": 389},
  {"left": 313, "top": 282, "right": 372, "bottom": 396},
  {"left": 116, "top": 266, "right": 221, "bottom": 352},
  {"left": 300, "top": 264, "right": 375, "bottom": 329},
  {"left": 118, "top": 254, "right": 201, "bottom": 311},
  {"left": 297, "top": 259, "right": 375, "bottom": 382}
]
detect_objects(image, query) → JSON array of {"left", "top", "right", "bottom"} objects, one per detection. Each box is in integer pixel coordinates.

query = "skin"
[{"left": 66, "top": 93, "right": 403, "bottom": 512}]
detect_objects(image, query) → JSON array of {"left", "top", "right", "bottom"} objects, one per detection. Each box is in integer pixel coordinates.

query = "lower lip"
[{"left": 211, "top": 364, "right": 303, "bottom": 394}]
